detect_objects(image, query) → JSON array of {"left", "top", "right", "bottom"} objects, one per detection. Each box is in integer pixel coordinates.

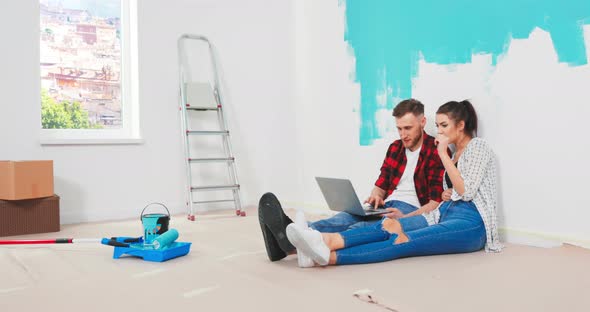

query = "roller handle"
[
  {"left": 101, "top": 237, "right": 143, "bottom": 247},
  {"left": 0, "top": 238, "right": 73, "bottom": 245},
  {"left": 1, "top": 237, "right": 143, "bottom": 246}
]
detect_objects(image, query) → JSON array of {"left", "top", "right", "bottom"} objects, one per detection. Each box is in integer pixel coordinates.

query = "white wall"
[
  {"left": 294, "top": 0, "right": 384, "bottom": 213},
  {"left": 294, "top": 0, "right": 590, "bottom": 247},
  {"left": 0, "top": 0, "right": 301, "bottom": 224}
]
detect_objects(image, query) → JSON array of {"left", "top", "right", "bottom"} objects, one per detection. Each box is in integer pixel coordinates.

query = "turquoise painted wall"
[{"left": 342, "top": 0, "right": 590, "bottom": 145}]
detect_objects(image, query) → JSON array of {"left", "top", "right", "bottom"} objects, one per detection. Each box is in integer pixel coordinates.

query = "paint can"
[{"left": 140, "top": 203, "right": 170, "bottom": 244}]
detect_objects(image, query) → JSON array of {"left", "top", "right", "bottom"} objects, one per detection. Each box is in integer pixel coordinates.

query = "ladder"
[{"left": 177, "top": 34, "right": 243, "bottom": 221}]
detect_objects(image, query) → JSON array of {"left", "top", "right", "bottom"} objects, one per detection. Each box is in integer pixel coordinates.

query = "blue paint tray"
[{"left": 112, "top": 242, "right": 192, "bottom": 262}]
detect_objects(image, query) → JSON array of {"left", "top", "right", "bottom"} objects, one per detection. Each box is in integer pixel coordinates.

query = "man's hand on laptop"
[
  {"left": 384, "top": 208, "right": 404, "bottom": 219},
  {"left": 364, "top": 196, "right": 384, "bottom": 209}
]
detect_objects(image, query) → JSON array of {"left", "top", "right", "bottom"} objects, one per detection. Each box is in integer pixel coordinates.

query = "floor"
[{"left": 1, "top": 207, "right": 589, "bottom": 312}]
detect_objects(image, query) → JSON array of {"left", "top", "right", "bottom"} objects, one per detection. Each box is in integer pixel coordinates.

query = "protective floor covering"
[{"left": 1, "top": 207, "right": 589, "bottom": 312}]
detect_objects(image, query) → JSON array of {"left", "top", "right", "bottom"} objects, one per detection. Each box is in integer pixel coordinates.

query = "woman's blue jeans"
[
  {"left": 309, "top": 200, "right": 419, "bottom": 233},
  {"left": 336, "top": 200, "right": 486, "bottom": 265}
]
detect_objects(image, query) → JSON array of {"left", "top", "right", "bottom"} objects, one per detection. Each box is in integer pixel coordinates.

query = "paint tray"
[{"left": 112, "top": 241, "right": 192, "bottom": 262}]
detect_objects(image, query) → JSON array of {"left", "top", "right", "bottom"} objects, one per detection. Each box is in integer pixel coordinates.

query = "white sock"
[
  {"left": 295, "top": 210, "right": 314, "bottom": 268},
  {"left": 286, "top": 223, "right": 330, "bottom": 266}
]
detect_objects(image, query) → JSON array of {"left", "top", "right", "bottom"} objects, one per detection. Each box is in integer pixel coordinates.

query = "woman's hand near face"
[
  {"left": 441, "top": 189, "right": 452, "bottom": 201},
  {"left": 435, "top": 134, "right": 450, "bottom": 157}
]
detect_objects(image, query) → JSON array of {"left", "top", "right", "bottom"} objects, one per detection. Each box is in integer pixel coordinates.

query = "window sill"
[
  {"left": 40, "top": 125, "right": 142, "bottom": 145},
  {"left": 40, "top": 138, "right": 144, "bottom": 145}
]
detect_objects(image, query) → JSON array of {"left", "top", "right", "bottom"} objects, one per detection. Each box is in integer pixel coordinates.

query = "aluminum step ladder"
[{"left": 177, "top": 34, "right": 243, "bottom": 221}]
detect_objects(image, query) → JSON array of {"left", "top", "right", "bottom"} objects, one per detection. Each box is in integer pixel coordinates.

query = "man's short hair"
[{"left": 392, "top": 99, "right": 424, "bottom": 117}]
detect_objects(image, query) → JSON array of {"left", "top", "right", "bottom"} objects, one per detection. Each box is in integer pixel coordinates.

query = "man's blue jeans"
[
  {"left": 309, "top": 200, "right": 419, "bottom": 233},
  {"left": 336, "top": 200, "right": 486, "bottom": 265}
]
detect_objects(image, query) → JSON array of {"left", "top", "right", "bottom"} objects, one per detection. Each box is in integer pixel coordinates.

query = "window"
[{"left": 39, "top": 0, "right": 140, "bottom": 144}]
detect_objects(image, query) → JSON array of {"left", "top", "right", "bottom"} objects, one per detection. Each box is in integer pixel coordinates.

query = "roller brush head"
[{"left": 153, "top": 229, "right": 179, "bottom": 249}]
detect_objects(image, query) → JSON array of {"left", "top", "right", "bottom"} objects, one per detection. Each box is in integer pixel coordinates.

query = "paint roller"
[
  {"left": 101, "top": 229, "right": 178, "bottom": 249},
  {"left": 100, "top": 229, "right": 178, "bottom": 249},
  {"left": 0, "top": 236, "right": 142, "bottom": 246},
  {"left": 152, "top": 228, "right": 179, "bottom": 249},
  {"left": 101, "top": 229, "right": 179, "bottom": 249},
  {"left": 0, "top": 229, "right": 179, "bottom": 249}
]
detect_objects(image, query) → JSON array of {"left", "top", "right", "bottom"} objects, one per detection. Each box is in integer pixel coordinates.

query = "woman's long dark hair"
[{"left": 436, "top": 100, "right": 478, "bottom": 137}]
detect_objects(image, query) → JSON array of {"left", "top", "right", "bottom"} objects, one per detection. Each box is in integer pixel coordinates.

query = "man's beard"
[{"left": 403, "top": 131, "right": 423, "bottom": 150}]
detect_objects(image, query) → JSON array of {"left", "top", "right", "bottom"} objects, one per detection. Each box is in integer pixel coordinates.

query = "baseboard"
[{"left": 500, "top": 227, "right": 590, "bottom": 249}]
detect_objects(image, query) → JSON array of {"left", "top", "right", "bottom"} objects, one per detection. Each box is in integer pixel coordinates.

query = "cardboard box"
[
  {"left": 0, "top": 160, "right": 54, "bottom": 200},
  {"left": 0, "top": 195, "right": 60, "bottom": 237}
]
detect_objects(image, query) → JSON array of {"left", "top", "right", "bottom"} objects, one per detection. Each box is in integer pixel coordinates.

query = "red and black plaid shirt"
[{"left": 375, "top": 132, "right": 445, "bottom": 206}]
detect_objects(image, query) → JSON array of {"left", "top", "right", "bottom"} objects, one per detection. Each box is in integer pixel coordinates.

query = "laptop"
[{"left": 315, "top": 177, "right": 388, "bottom": 216}]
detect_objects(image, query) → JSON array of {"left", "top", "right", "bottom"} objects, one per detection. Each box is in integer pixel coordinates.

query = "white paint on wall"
[
  {"left": 413, "top": 27, "right": 590, "bottom": 244},
  {"left": 295, "top": 0, "right": 590, "bottom": 245}
]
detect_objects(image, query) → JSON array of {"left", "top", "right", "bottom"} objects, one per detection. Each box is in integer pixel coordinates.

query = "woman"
[{"left": 287, "top": 100, "right": 502, "bottom": 266}]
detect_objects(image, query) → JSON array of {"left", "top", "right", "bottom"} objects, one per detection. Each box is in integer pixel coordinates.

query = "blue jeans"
[
  {"left": 336, "top": 200, "right": 486, "bottom": 265},
  {"left": 309, "top": 200, "right": 419, "bottom": 233}
]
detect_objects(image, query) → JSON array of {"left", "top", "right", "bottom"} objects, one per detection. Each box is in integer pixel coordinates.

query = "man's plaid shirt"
[{"left": 375, "top": 133, "right": 445, "bottom": 206}]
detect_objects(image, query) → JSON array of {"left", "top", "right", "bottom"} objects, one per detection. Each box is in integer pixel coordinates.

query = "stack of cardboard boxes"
[{"left": 0, "top": 161, "right": 60, "bottom": 237}]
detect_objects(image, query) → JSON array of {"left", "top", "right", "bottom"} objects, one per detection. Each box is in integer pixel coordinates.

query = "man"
[{"left": 258, "top": 99, "right": 446, "bottom": 262}]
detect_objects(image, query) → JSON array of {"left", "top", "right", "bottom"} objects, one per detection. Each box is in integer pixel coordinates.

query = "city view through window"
[{"left": 40, "top": 0, "right": 122, "bottom": 129}]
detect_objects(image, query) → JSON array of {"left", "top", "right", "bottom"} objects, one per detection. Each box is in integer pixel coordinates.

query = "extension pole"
[{"left": 0, "top": 238, "right": 102, "bottom": 245}]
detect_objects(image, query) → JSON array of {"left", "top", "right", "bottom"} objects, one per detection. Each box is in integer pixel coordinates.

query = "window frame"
[{"left": 39, "top": 0, "right": 141, "bottom": 145}]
